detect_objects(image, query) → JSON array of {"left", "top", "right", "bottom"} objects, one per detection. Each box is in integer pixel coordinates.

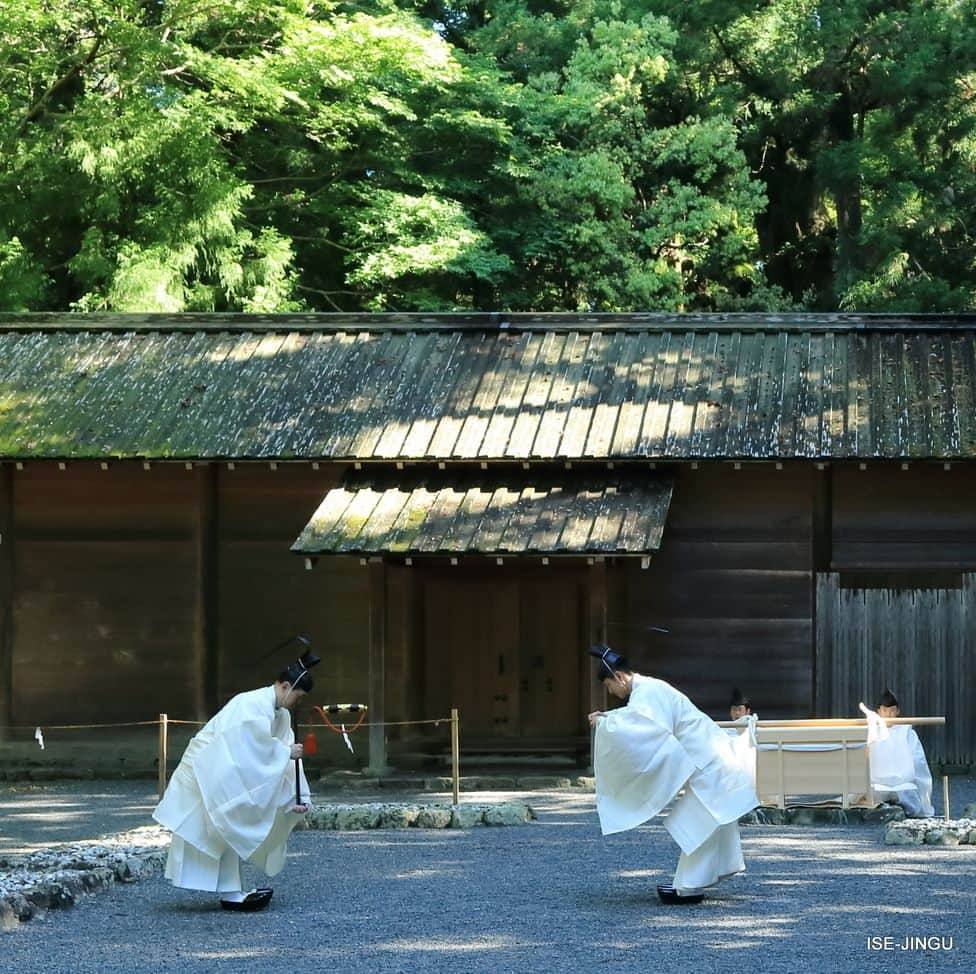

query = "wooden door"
[
  {"left": 424, "top": 577, "right": 520, "bottom": 737},
  {"left": 518, "top": 575, "right": 583, "bottom": 737}
]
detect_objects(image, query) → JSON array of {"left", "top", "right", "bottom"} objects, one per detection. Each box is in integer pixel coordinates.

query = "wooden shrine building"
[{"left": 0, "top": 313, "right": 974, "bottom": 770}]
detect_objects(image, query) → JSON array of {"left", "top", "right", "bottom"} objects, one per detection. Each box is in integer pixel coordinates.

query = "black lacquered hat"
[
  {"left": 588, "top": 644, "right": 629, "bottom": 680},
  {"left": 729, "top": 687, "right": 751, "bottom": 709},
  {"left": 266, "top": 635, "right": 321, "bottom": 692},
  {"left": 878, "top": 688, "right": 898, "bottom": 709}
]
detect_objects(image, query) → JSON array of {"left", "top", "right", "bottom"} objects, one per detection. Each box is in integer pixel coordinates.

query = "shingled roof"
[
  {"left": 1, "top": 312, "right": 975, "bottom": 461},
  {"left": 292, "top": 469, "right": 673, "bottom": 556}
]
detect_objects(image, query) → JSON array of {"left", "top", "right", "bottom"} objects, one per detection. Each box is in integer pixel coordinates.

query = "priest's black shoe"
[
  {"left": 656, "top": 884, "right": 704, "bottom": 905},
  {"left": 220, "top": 888, "right": 274, "bottom": 912}
]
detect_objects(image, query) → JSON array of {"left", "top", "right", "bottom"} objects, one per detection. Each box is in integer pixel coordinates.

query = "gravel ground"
[
  {"left": 0, "top": 781, "right": 159, "bottom": 855},
  {"left": 1, "top": 778, "right": 974, "bottom": 974}
]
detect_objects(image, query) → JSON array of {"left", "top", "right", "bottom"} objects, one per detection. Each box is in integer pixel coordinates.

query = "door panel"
[
  {"left": 519, "top": 576, "right": 582, "bottom": 737},
  {"left": 424, "top": 578, "right": 520, "bottom": 737},
  {"left": 422, "top": 568, "right": 586, "bottom": 742}
]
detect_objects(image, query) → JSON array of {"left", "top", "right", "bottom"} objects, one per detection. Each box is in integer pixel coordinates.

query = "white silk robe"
[
  {"left": 868, "top": 723, "right": 935, "bottom": 818},
  {"left": 154, "top": 686, "right": 310, "bottom": 891},
  {"left": 594, "top": 674, "right": 759, "bottom": 894}
]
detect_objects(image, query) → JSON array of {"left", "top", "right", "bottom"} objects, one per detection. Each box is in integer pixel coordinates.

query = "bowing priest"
[
  {"left": 588, "top": 646, "right": 758, "bottom": 905},
  {"left": 154, "top": 647, "right": 319, "bottom": 912}
]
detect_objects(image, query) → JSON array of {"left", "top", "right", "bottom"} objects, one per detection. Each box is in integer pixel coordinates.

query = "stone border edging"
[
  {"left": 740, "top": 805, "right": 906, "bottom": 826},
  {"left": 318, "top": 774, "right": 595, "bottom": 793},
  {"left": 1, "top": 826, "right": 169, "bottom": 931},
  {"left": 1, "top": 801, "right": 537, "bottom": 930},
  {"left": 305, "top": 800, "right": 537, "bottom": 830},
  {"left": 884, "top": 818, "right": 976, "bottom": 845}
]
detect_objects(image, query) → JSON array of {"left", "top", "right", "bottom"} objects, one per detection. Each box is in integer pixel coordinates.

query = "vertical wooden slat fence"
[{"left": 816, "top": 573, "right": 975, "bottom": 767}]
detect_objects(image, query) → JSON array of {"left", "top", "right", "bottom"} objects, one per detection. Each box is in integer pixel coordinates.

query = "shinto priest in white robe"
[
  {"left": 861, "top": 705, "right": 934, "bottom": 818},
  {"left": 594, "top": 674, "right": 759, "bottom": 895},
  {"left": 153, "top": 686, "right": 310, "bottom": 892}
]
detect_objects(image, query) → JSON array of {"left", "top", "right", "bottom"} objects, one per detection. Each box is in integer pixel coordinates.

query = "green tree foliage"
[
  {"left": 3, "top": 1, "right": 976, "bottom": 312},
  {"left": 1, "top": 1, "right": 301, "bottom": 311},
  {"left": 421, "top": 1, "right": 775, "bottom": 310},
  {"left": 0, "top": 0, "right": 511, "bottom": 311},
  {"left": 654, "top": 0, "right": 976, "bottom": 309},
  {"left": 237, "top": 1, "right": 514, "bottom": 310}
]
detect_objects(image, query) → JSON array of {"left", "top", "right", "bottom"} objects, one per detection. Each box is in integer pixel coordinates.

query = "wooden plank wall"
[
  {"left": 611, "top": 465, "right": 815, "bottom": 721},
  {"left": 826, "top": 463, "right": 976, "bottom": 766},
  {"left": 6, "top": 458, "right": 974, "bottom": 767},
  {"left": 6, "top": 462, "right": 371, "bottom": 765},
  {"left": 831, "top": 465, "right": 976, "bottom": 569},
  {"left": 11, "top": 463, "right": 199, "bottom": 724},
  {"left": 0, "top": 466, "right": 13, "bottom": 737},
  {"left": 816, "top": 573, "right": 974, "bottom": 767},
  {"left": 417, "top": 564, "right": 586, "bottom": 745},
  {"left": 215, "top": 464, "right": 370, "bottom": 764}
]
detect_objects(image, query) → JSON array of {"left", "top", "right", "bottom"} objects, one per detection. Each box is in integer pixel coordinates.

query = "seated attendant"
[
  {"left": 729, "top": 688, "right": 752, "bottom": 721},
  {"left": 867, "top": 689, "right": 935, "bottom": 818}
]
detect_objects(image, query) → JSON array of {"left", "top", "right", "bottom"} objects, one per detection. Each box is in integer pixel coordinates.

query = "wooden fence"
[{"left": 815, "top": 573, "right": 974, "bottom": 767}]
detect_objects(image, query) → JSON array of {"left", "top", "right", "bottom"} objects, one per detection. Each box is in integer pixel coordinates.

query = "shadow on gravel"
[{"left": 2, "top": 785, "right": 975, "bottom": 973}]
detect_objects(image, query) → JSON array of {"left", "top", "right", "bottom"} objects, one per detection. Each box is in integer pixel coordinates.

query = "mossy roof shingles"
[
  {"left": 2, "top": 312, "right": 976, "bottom": 460},
  {"left": 293, "top": 470, "right": 674, "bottom": 555}
]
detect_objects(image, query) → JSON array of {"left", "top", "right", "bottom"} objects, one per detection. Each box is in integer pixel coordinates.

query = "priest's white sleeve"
[
  {"left": 594, "top": 708, "right": 696, "bottom": 836},
  {"left": 192, "top": 717, "right": 294, "bottom": 860}
]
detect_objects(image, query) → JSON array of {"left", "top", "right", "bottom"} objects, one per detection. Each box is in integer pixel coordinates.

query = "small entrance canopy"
[{"left": 292, "top": 469, "right": 673, "bottom": 557}]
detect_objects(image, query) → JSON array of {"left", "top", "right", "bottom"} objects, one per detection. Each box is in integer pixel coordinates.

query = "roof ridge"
[{"left": 3, "top": 311, "right": 976, "bottom": 333}]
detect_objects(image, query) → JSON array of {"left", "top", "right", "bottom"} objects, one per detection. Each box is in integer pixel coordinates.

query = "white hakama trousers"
[
  {"left": 665, "top": 782, "right": 746, "bottom": 895},
  {"left": 164, "top": 835, "right": 242, "bottom": 893},
  {"left": 672, "top": 822, "right": 744, "bottom": 895}
]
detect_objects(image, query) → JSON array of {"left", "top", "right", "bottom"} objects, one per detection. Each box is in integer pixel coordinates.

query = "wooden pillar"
[
  {"left": 195, "top": 465, "right": 219, "bottom": 718},
  {"left": 368, "top": 559, "right": 390, "bottom": 774},
  {"left": 811, "top": 464, "right": 833, "bottom": 715},
  {"left": 587, "top": 561, "right": 608, "bottom": 707},
  {"left": 0, "top": 465, "right": 13, "bottom": 740},
  {"left": 585, "top": 561, "right": 608, "bottom": 769}
]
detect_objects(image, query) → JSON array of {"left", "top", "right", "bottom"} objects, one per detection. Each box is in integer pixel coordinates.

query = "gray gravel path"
[
  {"left": 0, "top": 781, "right": 158, "bottom": 854},
  {"left": 1, "top": 780, "right": 974, "bottom": 974}
]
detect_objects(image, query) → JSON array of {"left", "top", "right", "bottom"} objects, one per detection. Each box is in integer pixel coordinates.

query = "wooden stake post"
[
  {"left": 158, "top": 713, "right": 169, "bottom": 799},
  {"left": 451, "top": 708, "right": 460, "bottom": 805}
]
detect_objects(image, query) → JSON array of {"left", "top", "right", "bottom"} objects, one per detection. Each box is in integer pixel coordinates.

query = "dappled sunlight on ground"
[
  {"left": 702, "top": 939, "right": 766, "bottom": 949},
  {"left": 817, "top": 903, "right": 946, "bottom": 916},
  {"left": 390, "top": 866, "right": 466, "bottom": 880},
  {"left": 331, "top": 834, "right": 467, "bottom": 849},
  {"left": 373, "top": 936, "right": 537, "bottom": 953},
  {"left": 2, "top": 781, "right": 974, "bottom": 972},
  {"left": 0, "top": 783, "right": 159, "bottom": 856},
  {"left": 192, "top": 949, "right": 274, "bottom": 960}
]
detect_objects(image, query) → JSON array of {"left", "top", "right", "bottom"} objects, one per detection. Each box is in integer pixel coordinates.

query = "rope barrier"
[
  {"left": 4, "top": 710, "right": 464, "bottom": 806},
  {"left": 4, "top": 720, "right": 162, "bottom": 730},
  {"left": 8, "top": 716, "right": 447, "bottom": 733}
]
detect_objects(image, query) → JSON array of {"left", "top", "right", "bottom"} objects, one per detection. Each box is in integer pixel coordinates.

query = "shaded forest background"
[{"left": 2, "top": 0, "right": 975, "bottom": 314}]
